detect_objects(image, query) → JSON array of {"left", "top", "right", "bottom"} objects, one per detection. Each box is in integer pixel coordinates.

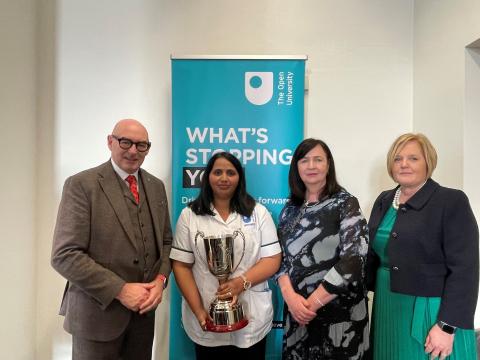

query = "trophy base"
[
  {"left": 206, "top": 299, "right": 249, "bottom": 333},
  {"left": 205, "top": 318, "right": 249, "bottom": 333}
]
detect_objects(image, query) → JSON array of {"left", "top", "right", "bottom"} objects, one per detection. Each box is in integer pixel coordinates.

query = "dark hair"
[
  {"left": 288, "top": 138, "right": 342, "bottom": 205},
  {"left": 189, "top": 152, "right": 256, "bottom": 217}
]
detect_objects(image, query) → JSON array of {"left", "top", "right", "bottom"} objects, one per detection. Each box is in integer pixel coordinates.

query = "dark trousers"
[
  {"left": 72, "top": 312, "right": 155, "bottom": 360},
  {"left": 194, "top": 337, "right": 267, "bottom": 360}
]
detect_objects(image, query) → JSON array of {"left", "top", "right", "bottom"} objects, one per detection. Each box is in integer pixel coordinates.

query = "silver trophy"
[{"left": 195, "top": 230, "right": 248, "bottom": 332}]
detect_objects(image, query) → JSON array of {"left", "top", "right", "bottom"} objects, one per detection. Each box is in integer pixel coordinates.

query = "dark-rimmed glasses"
[{"left": 111, "top": 135, "right": 151, "bottom": 152}]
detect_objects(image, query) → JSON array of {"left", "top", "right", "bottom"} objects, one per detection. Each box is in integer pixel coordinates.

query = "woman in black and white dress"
[{"left": 276, "top": 138, "right": 369, "bottom": 360}]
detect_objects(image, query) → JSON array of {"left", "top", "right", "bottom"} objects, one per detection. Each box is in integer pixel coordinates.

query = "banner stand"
[{"left": 170, "top": 55, "right": 307, "bottom": 359}]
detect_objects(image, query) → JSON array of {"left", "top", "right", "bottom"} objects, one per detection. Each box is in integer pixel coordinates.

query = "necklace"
[
  {"left": 392, "top": 180, "right": 428, "bottom": 210},
  {"left": 392, "top": 187, "right": 401, "bottom": 210},
  {"left": 304, "top": 200, "right": 320, "bottom": 208}
]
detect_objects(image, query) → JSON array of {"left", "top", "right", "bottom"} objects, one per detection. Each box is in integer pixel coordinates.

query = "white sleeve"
[
  {"left": 256, "top": 204, "right": 281, "bottom": 258},
  {"left": 169, "top": 208, "right": 195, "bottom": 263}
]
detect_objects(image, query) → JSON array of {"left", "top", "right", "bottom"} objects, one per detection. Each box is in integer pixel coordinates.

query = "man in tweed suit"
[{"left": 52, "top": 119, "right": 172, "bottom": 359}]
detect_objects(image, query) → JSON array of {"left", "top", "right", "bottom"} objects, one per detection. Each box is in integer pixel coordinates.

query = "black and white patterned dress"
[{"left": 276, "top": 190, "right": 370, "bottom": 360}]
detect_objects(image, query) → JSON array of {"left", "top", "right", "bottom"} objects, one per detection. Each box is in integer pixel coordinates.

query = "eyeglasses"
[{"left": 111, "top": 135, "right": 151, "bottom": 152}]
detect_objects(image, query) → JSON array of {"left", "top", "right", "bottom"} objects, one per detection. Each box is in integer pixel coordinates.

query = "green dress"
[{"left": 371, "top": 206, "right": 478, "bottom": 360}]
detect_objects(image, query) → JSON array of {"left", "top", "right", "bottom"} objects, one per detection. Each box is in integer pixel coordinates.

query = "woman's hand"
[
  {"left": 424, "top": 324, "right": 454, "bottom": 359},
  {"left": 283, "top": 288, "right": 316, "bottom": 325},
  {"left": 278, "top": 274, "right": 316, "bottom": 325},
  {"left": 195, "top": 308, "right": 213, "bottom": 332},
  {"left": 216, "top": 277, "right": 243, "bottom": 305},
  {"left": 306, "top": 285, "right": 336, "bottom": 312}
]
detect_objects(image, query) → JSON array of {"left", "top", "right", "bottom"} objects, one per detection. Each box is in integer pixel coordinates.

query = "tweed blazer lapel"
[{"left": 97, "top": 162, "right": 138, "bottom": 250}]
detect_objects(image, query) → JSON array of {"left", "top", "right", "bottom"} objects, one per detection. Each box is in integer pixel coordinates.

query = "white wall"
[
  {"left": 465, "top": 45, "right": 480, "bottom": 228},
  {"left": 35, "top": 0, "right": 68, "bottom": 359},
  {"left": 465, "top": 45, "right": 480, "bottom": 327},
  {"left": 1, "top": 0, "right": 475, "bottom": 359},
  {"left": 413, "top": 0, "right": 480, "bottom": 187},
  {"left": 55, "top": 0, "right": 414, "bottom": 230},
  {"left": 304, "top": 1, "right": 413, "bottom": 213},
  {"left": 0, "top": 0, "right": 37, "bottom": 358}
]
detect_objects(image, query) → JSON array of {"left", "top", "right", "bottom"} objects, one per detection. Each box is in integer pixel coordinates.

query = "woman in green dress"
[{"left": 367, "top": 133, "right": 478, "bottom": 360}]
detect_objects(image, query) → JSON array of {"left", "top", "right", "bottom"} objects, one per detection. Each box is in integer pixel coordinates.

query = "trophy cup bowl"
[{"left": 195, "top": 230, "right": 249, "bottom": 332}]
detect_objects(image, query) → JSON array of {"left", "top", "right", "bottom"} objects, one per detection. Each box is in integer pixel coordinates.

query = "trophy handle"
[
  {"left": 194, "top": 231, "right": 208, "bottom": 268},
  {"left": 231, "top": 229, "right": 246, "bottom": 274}
]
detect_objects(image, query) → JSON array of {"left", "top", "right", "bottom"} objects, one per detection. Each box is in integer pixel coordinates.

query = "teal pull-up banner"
[{"left": 170, "top": 56, "right": 306, "bottom": 359}]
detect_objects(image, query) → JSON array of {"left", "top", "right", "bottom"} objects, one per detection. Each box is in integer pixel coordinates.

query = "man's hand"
[
  {"left": 138, "top": 275, "right": 165, "bottom": 314},
  {"left": 116, "top": 283, "right": 154, "bottom": 311}
]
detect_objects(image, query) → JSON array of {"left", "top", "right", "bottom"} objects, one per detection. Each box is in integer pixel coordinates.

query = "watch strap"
[{"left": 437, "top": 321, "right": 456, "bottom": 334}]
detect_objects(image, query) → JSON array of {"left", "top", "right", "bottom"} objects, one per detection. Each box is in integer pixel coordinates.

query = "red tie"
[{"left": 126, "top": 175, "right": 139, "bottom": 204}]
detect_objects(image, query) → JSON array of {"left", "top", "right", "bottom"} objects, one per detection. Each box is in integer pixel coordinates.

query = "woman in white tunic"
[{"left": 170, "top": 152, "right": 282, "bottom": 359}]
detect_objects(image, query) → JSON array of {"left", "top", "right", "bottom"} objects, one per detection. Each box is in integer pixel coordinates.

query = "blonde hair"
[{"left": 386, "top": 133, "right": 437, "bottom": 180}]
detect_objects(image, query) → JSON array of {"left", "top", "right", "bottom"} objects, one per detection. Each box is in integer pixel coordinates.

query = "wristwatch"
[
  {"left": 240, "top": 274, "right": 252, "bottom": 291},
  {"left": 437, "top": 321, "right": 456, "bottom": 334}
]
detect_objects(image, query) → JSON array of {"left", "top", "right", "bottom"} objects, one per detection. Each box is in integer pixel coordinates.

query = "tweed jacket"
[
  {"left": 367, "top": 178, "right": 479, "bottom": 328},
  {"left": 51, "top": 161, "right": 172, "bottom": 341}
]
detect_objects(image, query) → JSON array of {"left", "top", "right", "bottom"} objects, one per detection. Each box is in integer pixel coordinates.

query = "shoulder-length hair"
[
  {"left": 189, "top": 152, "right": 256, "bottom": 217},
  {"left": 386, "top": 133, "right": 437, "bottom": 180},
  {"left": 288, "top": 138, "right": 342, "bottom": 206}
]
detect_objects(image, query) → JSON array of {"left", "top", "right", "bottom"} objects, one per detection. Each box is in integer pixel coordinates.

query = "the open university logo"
[{"left": 245, "top": 72, "right": 273, "bottom": 105}]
